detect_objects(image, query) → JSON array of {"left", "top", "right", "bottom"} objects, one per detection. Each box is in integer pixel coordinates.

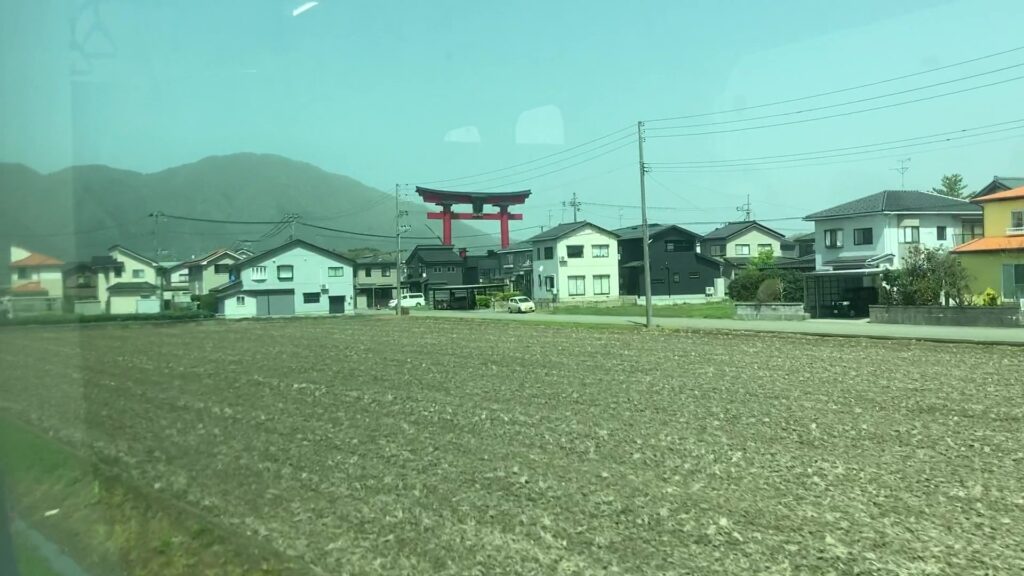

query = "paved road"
[{"left": 394, "top": 309, "right": 1024, "bottom": 345}]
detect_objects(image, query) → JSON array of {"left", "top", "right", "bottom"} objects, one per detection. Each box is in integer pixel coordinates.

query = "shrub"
[
  {"left": 0, "top": 310, "right": 215, "bottom": 327},
  {"left": 727, "top": 271, "right": 764, "bottom": 301},
  {"left": 981, "top": 288, "right": 999, "bottom": 306},
  {"left": 880, "top": 246, "right": 972, "bottom": 306},
  {"left": 198, "top": 294, "right": 218, "bottom": 314},
  {"left": 728, "top": 268, "right": 804, "bottom": 302},
  {"left": 475, "top": 295, "right": 492, "bottom": 309},
  {"left": 756, "top": 278, "right": 783, "bottom": 303}
]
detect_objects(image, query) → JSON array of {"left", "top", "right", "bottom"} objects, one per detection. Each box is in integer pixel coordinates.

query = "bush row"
[{"left": 0, "top": 310, "right": 215, "bottom": 327}]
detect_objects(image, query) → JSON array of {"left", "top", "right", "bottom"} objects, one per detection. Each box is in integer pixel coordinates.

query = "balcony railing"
[
  {"left": 953, "top": 232, "right": 984, "bottom": 245},
  {"left": 1008, "top": 227, "right": 1024, "bottom": 236}
]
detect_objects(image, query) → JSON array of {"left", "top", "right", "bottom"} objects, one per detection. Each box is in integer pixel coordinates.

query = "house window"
[
  {"left": 710, "top": 245, "right": 725, "bottom": 256},
  {"left": 689, "top": 271, "right": 700, "bottom": 279},
  {"left": 277, "top": 265, "right": 294, "bottom": 281},
  {"left": 593, "top": 274, "right": 610, "bottom": 295},
  {"left": 433, "top": 266, "right": 443, "bottom": 273},
  {"left": 176, "top": 272, "right": 188, "bottom": 282},
  {"left": 665, "top": 240, "right": 694, "bottom": 252},
  {"left": 824, "top": 229, "right": 844, "bottom": 248},
  {"left": 77, "top": 274, "right": 89, "bottom": 286},
  {"left": 363, "top": 267, "right": 371, "bottom": 277},
  {"left": 568, "top": 275, "right": 586, "bottom": 296},
  {"left": 899, "top": 226, "right": 920, "bottom": 244},
  {"left": 544, "top": 276, "right": 555, "bottom": 290},
  {"left": 235, "top": 295, "right": 245, "bottom": 306},
  {"left": 853, "top": 228, "right": 873, "bottom": 245},
  {"left": 328, "top": 267, "right": 345, "bottom": 277},
  {"left": 665, "top": 241, "right": 675, "bottom": 253},
  {"left": 735, "top": 244, "right": 751, "bottom": 256},
  {"left": 936, "top": 226, "right": 947, "bottom": 241},
  {"left": 446, "top": 265, "right": 457, "bottom": 273},
  {"left": 114, "top": 267, "right": 123, "bottom": 278},
  {"left": 673, "top": 273, "right": 680, "bottom": 283},
  {"left": 251, "top": 266, "right": 267, "bottom": 280},
  {"left": 214, "top": 264, "right": 231, "bottom": 274},
  {"left": 1011, "top": 210, "right": 1024, "bottom": 230},
  {"left": 303, "top": 292, "right": 320, "bottom": 304},
  {"left": 543, "top": 246, "right": 554, "bottom": 260},
  {"left": 17, "top": 268, "right": 29, "bottom": 280},
  {"left": 536, "top": 247, "right": 542, "bottom": 260},
  {"left": 132, "top": 269, "right": 145, "bottom": 279},
  {"left": 381, "top": 266, "right": 391, "bottom": 277},
  {"left": 592, "top": 244, "right": 609, "bottom": 258},
  {"left": 1003, "top": 264, "right": 1024, "bottom": 300},
  {"left": 566, "top": 245, "right": 584, "bottom": 258}
]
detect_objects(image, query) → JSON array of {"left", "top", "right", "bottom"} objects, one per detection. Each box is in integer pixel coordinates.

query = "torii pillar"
[{"left": 416, "top": 187, "right": 531, "bottom": 250}]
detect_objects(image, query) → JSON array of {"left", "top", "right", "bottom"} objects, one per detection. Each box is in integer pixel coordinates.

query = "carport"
[
  {"left": 804, "top": 269, "right": 882, "bottom": 319},
  {"left": 427, "top": 283, "right": 506, "bottom": 310}
]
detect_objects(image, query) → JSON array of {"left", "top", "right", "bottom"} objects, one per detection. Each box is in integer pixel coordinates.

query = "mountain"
[{"left": 0, "top": 154, "right": 494, "bottom": 275}]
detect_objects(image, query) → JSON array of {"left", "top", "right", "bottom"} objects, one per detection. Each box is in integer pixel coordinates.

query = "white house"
[
  {"left": 526, "top": 221, "right": 620, "bottom": 304},
  {"left": 212, "top": 239, "right": 355, "bottom": 318},
  {"left": 9, "top": 246, "right": 64, "bottom": 298},
  {"left": 92, "top": 245, "right": 164, "bottom": 314},
  {"left": 802, "top": 189, "right": 982, "bottom": 318}
]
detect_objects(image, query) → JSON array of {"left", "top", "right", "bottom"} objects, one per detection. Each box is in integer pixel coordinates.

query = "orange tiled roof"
[
  {"left": 952, "top": 235, "right": 1024, "bottom": 253},
  {"left": 973, "top": 185, "right": 1024, "bottom": 203},
  {"left": 10, "top": 281, "right": 49, "bottom": 295},
  {"left": 10, "top": 251, "right": 64, "bottom": 267}
]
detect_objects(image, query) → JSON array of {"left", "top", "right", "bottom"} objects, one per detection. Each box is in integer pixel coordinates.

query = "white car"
[
  {"left": 388, "top": 293, "right": 426, "bottom": 308},
  {"left": 507, "top": 296, "right": 536, "bottom": 313}
]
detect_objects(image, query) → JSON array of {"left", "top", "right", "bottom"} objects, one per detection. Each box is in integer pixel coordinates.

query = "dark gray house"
[
  {"left": 615, "top": 223, "right": 725, "bottom": 300},
  {"left": 495, "top": 243, "right": 533, "bottom": 296},
  {"left": 403, "top": 245, "right": 464, "bottom": 295},
  {"left": 463, "top": 251, "right": 502, "bottom": 285},
  {"left": 972, "top": 176, "right": 1024, "bottom": 200}
]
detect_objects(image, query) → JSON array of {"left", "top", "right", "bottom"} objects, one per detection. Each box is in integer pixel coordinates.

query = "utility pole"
[
  {"left": 563, "top": 192, "right": 582, "bottom": 223},
  {"left": 286, "top": 213, "right": 300, "bottom": 240},
  {"left": 395, "top": 184, "right": 402, "bottom": 317},
  {"left": 637, "top": 121, "right": 653, "bottom": 329},
  {"left": 149, "top": 211, "right": 163, "bottom": 259},
  {"left": 736, "top": 195, "right": 752, "bottom": 221},
  {"left": 892, "top": 158, "right": 911, "bottom": 190}
]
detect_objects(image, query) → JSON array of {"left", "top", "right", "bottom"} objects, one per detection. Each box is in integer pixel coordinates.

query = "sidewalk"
[{"left": 411, "top": 309, "right": 1024, "bottom": 345}]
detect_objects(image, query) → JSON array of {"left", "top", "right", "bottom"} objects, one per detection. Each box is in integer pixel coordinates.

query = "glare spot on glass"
[
  {"left": 292, "top": 2, "right": 319, "bottom": 17},
  {"left": 515, "top": 105, "right": 565, "bottom": 145},
  {"left": 443, "top": 126, "right": 482, "bottom": 144}
]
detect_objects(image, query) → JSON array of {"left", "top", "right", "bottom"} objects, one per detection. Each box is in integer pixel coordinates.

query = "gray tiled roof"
[
  {"left": 525, "top": 221, "right": 617, "bottom": 242},
  {"left": 972, "top": 176, "right": 1024, "bottom": 199},
  {"left": 703, "top": 221, "right": 786, "bottom": 241},
  {"left": 805, "top": 190, "right": 980, "bottom": 220},
  {"left": 410, "top": 246, "right": 463, "bottom": 264},
  {"left": 612, "top": 223, "right": 702, "bottom": 240},
  {"left": 106, "top": 281, "right": 159, "bottom": 291}
]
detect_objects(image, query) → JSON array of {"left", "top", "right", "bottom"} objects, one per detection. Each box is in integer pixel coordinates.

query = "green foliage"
[
  {"left": 728, "top": 268, "right": 804, "bottom": 302},
  {"left": 549, "top": 301, "right": 736, "bottom": 319},
  {"left": 931, "top": 173, "right": 968, "bottom": 199},
  {"left": 475, "top": 295, "right": 492, "bottom": 309},
  {"left": 494, "top": 291, "right": 521, "bottom": 303},
  {"left": 981, "top": 288, "right": 1000, "bottom": 306},
  {"left": 748, "top": 248, "right": 776, "bottom": 269},
  {"left": 198, "top": 294, "right": 218, "bottom": 314},
  {"left": 879, "top": 245, "right": 972, "bottom": 306},
  {"left": 0, "top": 310, "right": 214, "bottom": 327}
]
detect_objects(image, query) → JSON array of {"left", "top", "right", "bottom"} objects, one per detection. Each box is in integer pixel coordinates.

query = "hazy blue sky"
[{"left": 3, "top": 0, "right": 1023, "bottom": 234}]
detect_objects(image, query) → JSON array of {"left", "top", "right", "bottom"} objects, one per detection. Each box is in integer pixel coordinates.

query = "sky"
[{"left": 2, "top": 0, "right": 1024, "bottom": 237}]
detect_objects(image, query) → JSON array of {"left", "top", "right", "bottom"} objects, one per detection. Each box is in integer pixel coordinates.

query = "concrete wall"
[
  {"left": 73, "top": 300, "right": 103, "bottom": 315},
  {"left": 869, "top": 305, "right": 1023, "bottom": 327},
  {"left": 532, "top": 227, "right": 619, "bottom": 303},
  {"left": 239, "top": 245, "right": 354, "bottom": 315},
  {"left": 109, "top": 293, "right": 160, "bottom": 314},
  {"left": 735, "top": 302, "right": 807, "bottom": 321}
]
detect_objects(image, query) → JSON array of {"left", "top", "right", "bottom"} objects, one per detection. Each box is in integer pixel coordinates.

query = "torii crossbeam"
[{"left": 415, "top": 187, "right": 531, "bottom": 249}]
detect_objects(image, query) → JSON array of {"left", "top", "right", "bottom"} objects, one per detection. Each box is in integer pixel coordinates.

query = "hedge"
[{"left": 0, "top": 310, "right": 215, "bottom": 327}]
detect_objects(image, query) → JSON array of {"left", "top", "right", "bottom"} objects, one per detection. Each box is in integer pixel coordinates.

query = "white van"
[{"left": 388, "top": 293, "right": 426, "bottom": 308}]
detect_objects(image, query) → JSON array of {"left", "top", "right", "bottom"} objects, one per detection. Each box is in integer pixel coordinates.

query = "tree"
[
  {"left": 931, "top": 173, "right": 968, "bottom": 199},
  {"left": 748, "top": 248, "right": 775, "bottom": 269},
  {"left": 879, "top": 245, "right": 972, "bottom": 306}
]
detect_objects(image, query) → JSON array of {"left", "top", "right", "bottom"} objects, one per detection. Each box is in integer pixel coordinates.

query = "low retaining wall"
[
  {"left": 869, "top": 305, "right": 1023, "bottom": 327},
  {"left": 735, "top": 302, "right": 807, "bottom": 321},
  {"left": 633, "top": 295, "right": 726, "bottom": 306}
]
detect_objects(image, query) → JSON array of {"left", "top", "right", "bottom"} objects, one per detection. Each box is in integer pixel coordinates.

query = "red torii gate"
[{"left": 415, "top": 187, "right": 531, "bottom": 250}]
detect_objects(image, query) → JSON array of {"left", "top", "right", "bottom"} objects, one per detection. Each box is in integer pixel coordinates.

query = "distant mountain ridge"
[{"left": 0, "top": 153, "right": 493, "bottom": 273}]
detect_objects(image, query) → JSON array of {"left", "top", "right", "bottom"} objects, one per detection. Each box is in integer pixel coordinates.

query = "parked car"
[
  {"left": 388, "top": 293, "right": 426, "bottom": 308},
  {"left": 507, "top": 296, "right": 535, "bottom": 313}
]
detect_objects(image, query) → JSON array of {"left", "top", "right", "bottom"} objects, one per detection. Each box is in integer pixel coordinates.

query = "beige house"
[
  {"left": 527, "top": 221, "right": 621, "bottom": 304},
  {"left": 92, "top": 245, "right": 163, "bottom": 314},
  {"left": 354, "top": 254, "right": 397, "bottom": 309},
  {"left": 699, "top": 221, "right": 788, "bottom": 277},
  {"left": 9, "top": 246, "right": 64, "bottom": 298},
  {"left": 167, "top": 248, "right": 243, "bottom": 298}
]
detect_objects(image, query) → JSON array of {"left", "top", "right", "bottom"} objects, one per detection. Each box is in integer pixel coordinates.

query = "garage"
[{"left": 255, "top": 290, "right": 295, "bottom": 316}]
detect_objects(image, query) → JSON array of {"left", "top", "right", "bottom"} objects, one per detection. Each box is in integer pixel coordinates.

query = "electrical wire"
[
  {"left": 413, "top": 124, "right": 634, "bottom": 186},
  {"left": 644, "top": 44, "right": 1024, "bottom": 123},
  {"left": 469, "top": 139, "right": 637, "bottom": 191},
  {"left": 647, "top": 74, "right": 1024, "bottom": 138}
]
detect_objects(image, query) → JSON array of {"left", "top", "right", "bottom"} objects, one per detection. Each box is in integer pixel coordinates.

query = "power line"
[
  {"left": 439, "top": 133, "right": 636, "bottom": 190},
  {"left": 647, "top": 118, "right": 1024, "bottom": 165},
  {"left": 648, "top": 122, "right": 1024, "bottom": 169},
  {"left": 647, "top": 74, "right": 1024, "bottom": 138},
  {"left": 472, "top": 139, "right": 637, "bottom": 191},
  {"left": 647, "top": 62, "right": 1024, "bottom": 133},
  {"left": 644, "top": 44, "right": 1024, "bottom": 123},
  {"left": 413, "top": 124, "right": 634, "bottom": 186}
]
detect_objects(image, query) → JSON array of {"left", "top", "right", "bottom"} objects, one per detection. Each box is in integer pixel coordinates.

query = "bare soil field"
[{"left": 2, "top": 317, "right": 1023, "bottom": 575}]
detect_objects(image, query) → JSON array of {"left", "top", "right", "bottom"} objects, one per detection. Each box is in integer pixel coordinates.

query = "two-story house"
[
  {"left": 953, "top": 185, "right": 1024, "bottom": 302},
  {"left": 614, "top": 224, "right": 725, "bottom": 303},
  {"left": 463, "top": 251, "right": 502, "bottom": 285},
  {"left": 495, "top": 243, "right": 533, "bottom": 296},
  {"left": 526, "top": 221, "right": 620, "bottom": 304},
  {"left": 699, "top": 221, "right": 788, "bottom": 276},
  {"left": 213, "top": 239, "right": 355, "bottom": 317},
  {"left": 354, "top": 253, "right": 396, "bottom": 309},
  {"left": 971, "top": 176, "right": 1024, "bottom": 200},
  {"left": 403, "top": 245, "right": 465, "bottom": 297},
  {"left": 168, "top": 248, "right": 243, "bottom": 297},
  {"left": 802, "top": 190, "right": 982, "bottom": 317},
  {"left": 62, "top": 262, "right": 98, "bottom": 311},
  {"left": 92, "top": 245, "right": 164, "bottom": 314},
  {"left": 9, "top": 246, "right": 64, "bottom": 299}
]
